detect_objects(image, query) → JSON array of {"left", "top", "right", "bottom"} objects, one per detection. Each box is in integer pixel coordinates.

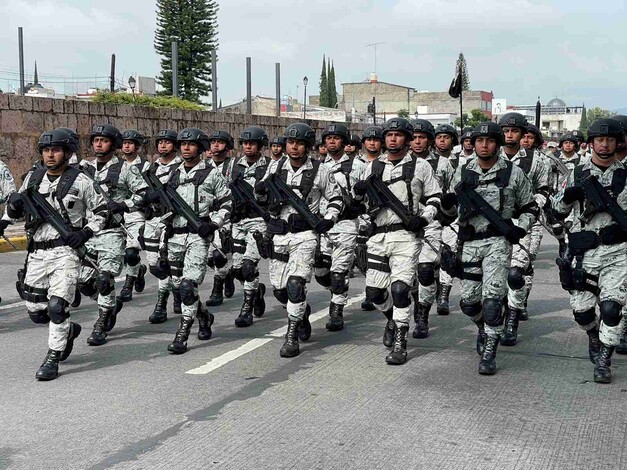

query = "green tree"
[
  {"left": 319, "top": 55, "right": 328, "bottom": 108},
  {"left": 585, "top": 106, "right": 611, "bottom": 128},
  {"left": 154, "top": 0, "right": 219, "bottom": 104},
  {"left": 454, "top": 108, "right": 488, "bottom": 129},
  {"left": 397, "top": 109, "right": 409, "bottom": 118},
  {"left": 92, "top": 90, "right": 203, "bottom": 110},
  {"left": 328, "top": 61, "right": 337, "bottom": 108},
  {"left": 455, "top": 52, "right": 470, "bottom": 91},
  {"left": 33, "top": 61, "right": 39, "bottom": 85},
  {"left": 578, "top": 103, "right": 588, "bottom": 132}
]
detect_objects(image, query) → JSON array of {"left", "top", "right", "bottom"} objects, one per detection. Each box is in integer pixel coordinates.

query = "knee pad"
[
  {"left": 390, "top": 281, "right": 411, "bottom": 309},
  {"left": 482, "top": 298, "right": 503, "bottom": 327},
  {"left": 330, "top": 272, "right": 348, "bottom": 295},
  {"left": 149, "top": 260, "right": 170, "bottom": 280},
  {"left": 286, "top": 276, "right": 306, "bottom": 303},
  {"left": 600, "top": 300, "right": 622, "bottom": 327},
  {"left": 232, "top": 267, "right": 244, "bottom": 282},
  {"left": 179, "top": 279, "right": 198, "bottom": 306},
  {"left": 124, "top": 248, "right": 141, "bottom": 267},
  {"left": 365, "top": 286, "right": 387, "bottom": 305},
  {"left": 460, "top": 301, "right": 482, "bottom": 318},
  {"left": 78, "top": 279, "right": 97, "bottom": 297},
  {"left": 315, "top": 272, "right": 331, "bottom": 288},
  {"left": 241, "top": 259, "right": 258, "bottom": 282},
  {"left": 573, "top": 308, "right": 596, "bottom": 327},
  {"left": 507, "top": 267, "right": 525, "bottom": 290},
  {"left": 418, "top": 263, "right": 435, "bottom": 287},
  {"left": 95, "top": 272, "right": 114, "bottom": 296},
  {"left": 212, "top": 249, "right": 228, "bottom": 269},
  {"left": 273, "top": 288, "right": 288, "bottom": 305},
  {"left": 48, "top": 296, "right": 69, "bottom": 324},
  {"left": 28, "top": 308, "right": 50, "bottom": 325}
]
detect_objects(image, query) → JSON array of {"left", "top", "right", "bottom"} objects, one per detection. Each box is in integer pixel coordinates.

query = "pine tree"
[
  {"left": 328, "top": 61, "right": 337, "bottom": 108},
  {"left": 578, "top": 103, "right": 588, "bottom": 132},
  {"left": 455, "top": 52, "right": 470, "bottom": 91},
  {"left": 154, "top": 0, "right": 219, "bottom": 104},
  {"left": 319, "top": 55, "right": 328, "bottom": 108},
  {"left": 33, "top": 61, "right": 39, "bottom": 85}
]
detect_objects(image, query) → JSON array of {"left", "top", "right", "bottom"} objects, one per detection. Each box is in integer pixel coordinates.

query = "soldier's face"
[
  {"left": 364, "top": 138, "right": 381, "bottom": 153},
  {"left": 180, "top": 141, "right": 200, "bottom": 159},
  {"left": 474, "top": 137, "right": 498, "bottom": 158},
  {"left": 561, "top": 141, "right": 575, "bottom": 153},
  {"left": 344, "top": 144, "right": 356, "bottom": 154},
  {"left": 591, "top": 136, "right": 617, "bottom": 158},
  {"left": 502, "top": 127, "right": 522, "bottom": 145},
  {"left": 462, "top": 138, "right": 473, "bottom": 151},
  {"left": 211, "top": 139, "right": 228, "bottom": 156},
  {"left": 325, "top": 135, "right": 343, "bottom": 153},
  {"left": 318, "top": 144, "right": 327, "bottom": 155},
  {"left": 157, "top": 139, "right": 175, "bottom": 155},
  {"left": 42, "top": 146, "right": 67, "bottom": 168},
  {"left": 435, "top": 134, "right": 453, "bottom": 152},
  {"left": 521, "top": 133, "right": 536, "bottom": 149},
  {"left": 411, "top": 133, "right": 430, "bottom": 153},
  {"left": 271, "top": 144, "right": 283, "bottom": 156},
  {"left": 92, "top": 136, "right": 112, "bottom": 154},
  {"left": 122, "top": 140, "right": 137, "bottom": 155},
  {"left": 385, "top": 131, "right": 406, "bottom": 151},
  {"left": 286, "top": 138, "right": 307, "bottom": 158},
  {"left": 242, "top": 141, "right": 259, "bottom": 157}
]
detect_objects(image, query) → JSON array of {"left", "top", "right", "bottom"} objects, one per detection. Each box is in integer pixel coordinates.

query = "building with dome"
[{"left": 506, "top": 97, "right": 584, "bottom": 138}]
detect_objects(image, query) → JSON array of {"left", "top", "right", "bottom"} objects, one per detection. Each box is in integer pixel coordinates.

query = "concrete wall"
[{"left": 0, "top": 93, "right": 364, "bottom": 183}]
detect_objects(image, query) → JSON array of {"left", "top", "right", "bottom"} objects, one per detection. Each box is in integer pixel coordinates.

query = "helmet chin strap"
[{"left": 95, "top": 150, "right": 114, "bottom": 158}]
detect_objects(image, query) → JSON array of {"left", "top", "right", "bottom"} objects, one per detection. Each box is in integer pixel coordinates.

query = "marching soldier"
[
  {"left": 255, "top": 123, "right": 343, "bottom": 358},
  {"left": 440, "top": 122, "right": 535, "bottom": 375},
  {"left": 270, "top": 136, "right": 286, "bottom": 161},
  {"left": 117, "top": 129, "right": 149, "bottom": 303},
  {"left": 0, "top": 157, "right": 17, "bottom": 239},
  {"left": 78, "top": 124, "right": 148, "bottom": 346},
  {"left": 552, "top": 118, "right": 627, "bottom": 383},
  {"left": 344, "top": 133, "right": 362, "bottom": 158},
  {"left": 456, "top": 127, "right": 475, "bottom": 158},
  {"left": 316, "top": 140, "right": 328, "bottom": 161},
  {"left": 7, "top": 128, "right": 107, "bottom": 380},
  {"left": 355, "top": 118, "right": 441, "bottom": 365}
]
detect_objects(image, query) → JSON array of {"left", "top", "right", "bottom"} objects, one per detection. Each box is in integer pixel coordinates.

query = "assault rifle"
[
  {"left": 265, "top": 173, "right": 321, "bottom": 229},
  {"left": 229, "top": 174, "right": 271, "bottom": 222},
  {"left": 579, "top": 174, "right": 627, "bottom": 231}
]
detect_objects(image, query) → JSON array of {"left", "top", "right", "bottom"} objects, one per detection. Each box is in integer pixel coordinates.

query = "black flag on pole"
[
  {"left": 535, "top": 98, "right": 541, "bottom": 127},
  {"left": 448, "top": 70, "right": 462, "bottom": 99}
]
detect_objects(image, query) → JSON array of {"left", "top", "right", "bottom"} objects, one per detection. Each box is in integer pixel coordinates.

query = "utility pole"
[
  {"left": 246, "top": 57, "right": 252, "bottom": 115},
  {"left": 18, "top": 27, "right": 25, "bottom": 95},
  {"left": 172, "top": 41, "right": 179, "bottom": 97},
  {"left": 109, "top": 54, "right": 115, "bottom": 92},
  {"left": 275, "top": 63, "right": 281, "bottom": 117},
  {"left": 211, "top": 49, "right": 218, "bottom": 110}
]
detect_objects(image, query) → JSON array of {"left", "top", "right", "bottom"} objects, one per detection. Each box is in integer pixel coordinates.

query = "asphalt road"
[{"left": 1, "top": 234, "right": 627, "bottom": 470}]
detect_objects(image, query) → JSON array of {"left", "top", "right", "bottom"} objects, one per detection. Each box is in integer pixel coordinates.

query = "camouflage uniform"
[
  {"left": 122, "top": 155, "right": 150, "bottom": 280},
  {"left": 0, "top": 161, "right": 16, "bottom": 203}
]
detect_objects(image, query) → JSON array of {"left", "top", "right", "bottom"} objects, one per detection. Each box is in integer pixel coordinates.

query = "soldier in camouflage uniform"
[
  {"left": 7, "top": 128, "right": 107, "bottom": 380},
  {"left": 344, "top": 133, "right": 362, "bottom": 159},
  {"left": 117, "top": 129, "right": 149, "bottom": 303},
  {"left": 455, "top": 127, "right": 475, "bottom": 159},
  {"left": 316, "top": 140, "right": 328, "bottom": 161},
  {"left": 0, "top": 158, "right": 17, "bottom": 240},
  {"left": 78, "top": 124, "right": 148, "bottom": 346},
  {"left": 270, "top": 136, "right": 286, "bottom": 162},
  {"left": 441, "top": 122, "right": 535, "bottom": 375},
  {"left": 255, "top": 123, "right": 343, "bottom": 358},
  {"left": 552, "top": 118, "right": 627, "bottom": 383},
  {"left": 355, "top": 118, "right": 441, "bottom": 365}
]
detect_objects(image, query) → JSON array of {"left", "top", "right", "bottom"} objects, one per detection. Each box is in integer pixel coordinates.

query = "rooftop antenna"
[{"left": 366, "top": 42, "right": 385, "bottom": 74}]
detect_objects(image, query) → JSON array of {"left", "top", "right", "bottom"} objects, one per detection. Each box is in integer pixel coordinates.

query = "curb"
[{"left": 0, "top": 236, "right": 27, "bottom": 253}]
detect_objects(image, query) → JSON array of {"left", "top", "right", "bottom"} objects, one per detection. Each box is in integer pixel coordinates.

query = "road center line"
[{"left": 185, "top": 293, "right": 365, "bottom": 375}]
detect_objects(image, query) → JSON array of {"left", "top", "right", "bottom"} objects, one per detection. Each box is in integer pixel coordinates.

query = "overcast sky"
[{"left": 1, "top": 0, "right": 625, "bottom": 110}]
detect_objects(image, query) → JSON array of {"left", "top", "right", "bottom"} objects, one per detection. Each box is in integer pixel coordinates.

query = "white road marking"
[
  {"left": 185, "top": 293, "right": 365, "bottom": 375},
  {"left": 0, "top": 300, "right": 26, "bottom": 311}
]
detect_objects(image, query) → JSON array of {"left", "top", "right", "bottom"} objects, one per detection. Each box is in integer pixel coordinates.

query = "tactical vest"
[
  {"left": 220, "top": 157, "right": 231, "bottom": 177},
  {"left": 449, "top": 157, "right": 461, "bottom": 170},
  {"left": 168, "top": 164, "right": 216, "bottom": 213},
  {"left": 512, "top": 148, "right": 534, "bottom": 175},
  {"left": 573, "top": 165, "right": 627, "bottom": 220},
  {"left": 28, "top": 166, "right": 82, "bottom": 225},
  {"left": 90, "top": 160, "right": 124, "bottom": 189},
  {"left": 372, "top": 155, "right": 418, "bottom": 214},
  {"left": 231, "top": 156, "right": 269, "bottom": 183},
  {"left": 276, "top": 157, "right": 321, "bottom": 200},
  {"left": 330, "top": 157, "right": 356, "bottom": 194},
  {"left": 459, "top": 160, "right": 513, "bottom": 213}
]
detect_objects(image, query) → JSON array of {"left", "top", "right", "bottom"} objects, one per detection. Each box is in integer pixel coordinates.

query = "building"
[
  {"left": 509, "top": 97, "right": 583, "bottom": 138},
  {"left": 220, "top": 95, "right": 346, "bottom": 122}
]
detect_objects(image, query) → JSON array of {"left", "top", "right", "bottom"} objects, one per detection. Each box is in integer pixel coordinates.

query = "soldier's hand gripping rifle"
[
  {"left": 579, "top": 174, "right": 627, "bottom": 231},
  {"left": 265, "top": 173, "right": 321, "bottom": 230},
  {"left": 229, "top": 174, "right": 271, "bottom": 222}
]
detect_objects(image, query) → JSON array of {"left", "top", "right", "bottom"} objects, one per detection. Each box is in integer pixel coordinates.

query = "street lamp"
[
  {"left": 303, "top": 76, "right": 308, "bottom": 119},
  {"left": 128, "top": 75, "right": 136, "bottom": 104},
  {"left": 414, "top": 110, "right": 419, "bottom": 120}
]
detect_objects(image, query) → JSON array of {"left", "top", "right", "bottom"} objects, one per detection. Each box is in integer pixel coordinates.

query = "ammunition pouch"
[
  {"left": 441, "top": 244, "right": 464, "bottom": 279},
  {"left": 556, "top": 257, "right": 576, "bottom": 291},
  {"left": 598, "top": 225, "right": 627, "bottom": 245},
  {"left": 355, "top": 243, "right": 368, "bottom": 273},
  {"left": 568, "top": 231, "right": 600, "bottom": 256}
]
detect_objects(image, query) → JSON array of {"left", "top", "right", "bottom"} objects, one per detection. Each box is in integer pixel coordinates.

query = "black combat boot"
[
  {"left": 149, "top": 289, "right": 169, "bottom": 324},
  {"left": 134, "top": 264, "right": 147, "bottom": 293},
  {"left": 475, "top": 321, "right": 486, "bottom": 355},
  {"left": 167, "top": 316, "right": 195, "bottom": 354},
  {"left": 104, "top": 299, "right": 123, "bottom": 332},
  {"left": 412, "top": 302, "right": 430, "bottom": 339},
  {"left": 386, "top": 323, "right": 409, "bottom": 365},
  {"left": 35, "top": 349, "right": 61, "bottom": 381},
  {"left": 224, "top": 270, "right": 235, "bottom": 298},
  {"left": 60, "top": 322, "right": 82, "bottom": 362},
  {"left": 298, "top": 304, "right": 312, "bottom": 341},
  {"left": 206, "top": 276, "right": 224, "bottom": 307},
  {"left": 361, "top": 299, "right": 376, "bottom": 311},
  {"left": 326, "top": 302, "right": 344, "bottom": 331},
  {"left": 118, "top": 275, "right": 135, "bottom": 303},
  {"left": 594, "top": 343, "right": 614, "bottom": 384},
  {"left": 437, "top": 284, "right": 451, "bottom": 315},
  {"left": 478, "top": 335, "right": 500, "bottom": 375},
  {"left": 587, "top": 328, "right": 601, "bottom": 364},
  {"left": 501, "top": 306, "right": 521, "bottom": 346},
  {"left": 87, "top": 308, "right": 110, "bottom": 346},
  {"left": 253, "top": 283, "right": 266, "bottom": 317},
  {"left": 71, "top": 290, "right": 81, "bottom": 308},
  {"left": 382, "top": 309, "right": 396, "bottom": 348},
  {"left": 280, "top": 318, "right": 301, "bottom": 358},
  {"left": 197, "top": 304, "right": 215, "bottom": 340},
  {"left": 235, "top": 290, "right": 255, "bottom": 327},
  {"left": 172, "top": 288, "right": 182, "bottom": 314}
]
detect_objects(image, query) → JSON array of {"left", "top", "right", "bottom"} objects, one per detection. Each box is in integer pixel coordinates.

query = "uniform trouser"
[
  {"left": 569, "top": 243, "right": 627, "bottom": 346},
  {"left": 524, "top": 222, "right": 544, "bottom": 301},
  {"left": 143, "top": 218, "right": 172, "bottom": 292},
  {"left": 123, "top": 217, "right": 144, "bottom": 278},
  {"left": 417, "top": 221, "right": 442, "bottom": 307},
  {"left": 269, "top": 230, "right": 317, "bottom": 321},
  {"left": 461, "top": 237, "right": 512, "bottom": 338},
  {"left": 210, "top": 229, "right": 232, "bottom": 280},
  {"left": 314, "top": 219, "right": 358, "bottom": 306},
  {"left": 25, "top": 246, "right": 81, "bottom": 351},
  {"left": 167, "top": 232, "right": 209, "bottom": 320},
  {"left": 507, "top": 229, "right": 532, "bottom": 310},
  {"left": 440, "top": 222, "right": 459, "bottom": 288},
  {"left": 232, "top": 218, "right": 265, "bottom": 292},
  {"left": 80, "top": 231, "right": 125, "bottom": 309},
  {"left": 366, "top": 230, "right": 421, "bottom": 325}
]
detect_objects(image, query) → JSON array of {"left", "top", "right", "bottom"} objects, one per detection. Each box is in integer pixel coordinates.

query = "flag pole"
[{"left": 459, "top": 90, "right": 463, "bottom": 129}]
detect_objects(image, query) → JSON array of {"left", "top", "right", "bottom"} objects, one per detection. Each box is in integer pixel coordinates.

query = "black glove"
[
  {"left": 407, "top": 215, "right": 428, "bottom": 233},
  {"left": 107, "top": 200, "right": 128, "bottom": 215},
  {"left": 314, "top": 218, "right": 334, "bottom": 234},
  {"left": 353, "top": 180, "right": 369, "bottom": 196},
  {"left": 0, "top": 219, "right": 9, "bottom": 237},
  {"left": 563, "top": 186, "right": 585, "bottom": 204},
  {"left": 197, "top": 222, "right": 218, "bottom": 239},
  {"left": 255, "top": 181, "right": 268, "bottom": 195},
  {"left": 143, "top": 189, "right": 160, "bottom": 204},
  {"left": 64, "top": 228, "right": 93, "bottom": 249},
  {"left": 440, "top": 193, "right": 458, "bottom": 211},
  {"left": 505, "top": 226, "right": 526, "bottom": 245},
  {"left": 6, "top": 192, "right": 24, "bottom": 218}
]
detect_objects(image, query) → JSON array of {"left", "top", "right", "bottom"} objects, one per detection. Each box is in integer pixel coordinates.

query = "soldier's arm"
[
  {"left": 0, "top": 163, "right": 17, "bottom": 204},
  {"left": 121, "top": 165, "right": 149, "bottom": 210},
  {"left": 82, "top": 177, "right": 108, "bottom": 233},
  {"left": 551, "top": 171, "right": 576, "bottom": 218},
  {"left": 2, "top": 173, "right": 29, "bottom": 223},
  {"left": 514, "top": 172, "right": 536, "bottom": 232},
  {"left": 208, "top": 171, "right": 232, "bottom": 228},
  {"left": 533, "top": 158, "right": 551, "bottom": 206},
  {"left": 418, "top": 163, "right": 442, "bottom": 222},
  {"left": 319, "top": 166, "right": 343, "bottom": 222}
]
